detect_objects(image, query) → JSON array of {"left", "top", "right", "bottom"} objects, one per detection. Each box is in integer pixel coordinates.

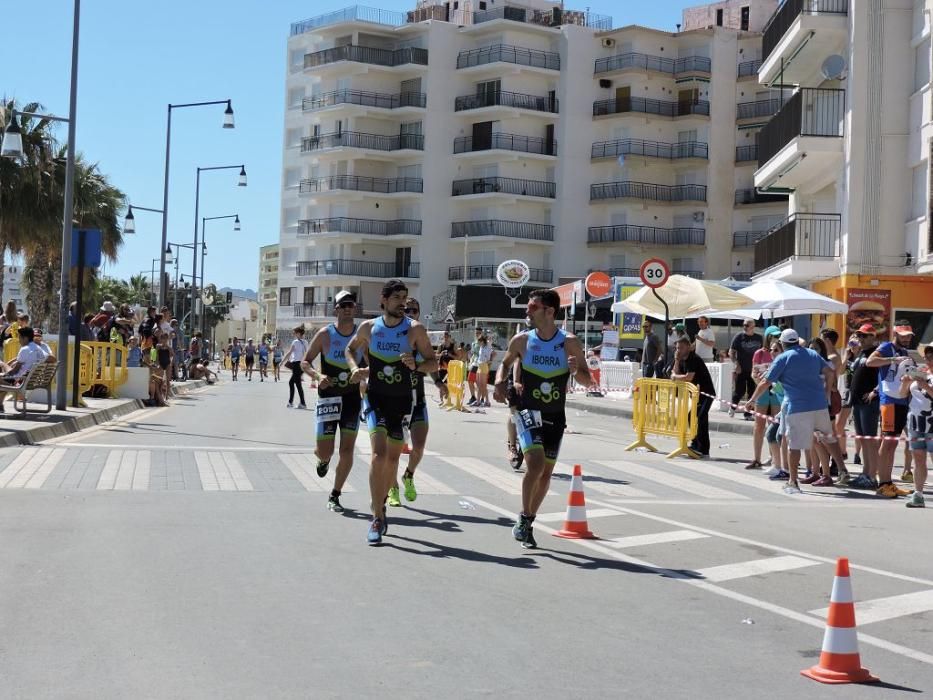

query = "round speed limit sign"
[{"left": 639, "top": 258, "right": 670, "bottom": 289}]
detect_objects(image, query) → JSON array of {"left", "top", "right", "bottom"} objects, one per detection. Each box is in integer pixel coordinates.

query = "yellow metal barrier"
[
  {"left": 626, "top": 378, "right": 699, "bottom": 459},
  {"left": 83, "top": 341, "right": 129, "bottom": 396},
  {"left": 445, "top": 360, "right": 466, "bottom": 411}
]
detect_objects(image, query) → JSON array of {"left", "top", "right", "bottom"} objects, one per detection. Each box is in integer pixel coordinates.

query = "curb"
[
  {"left": 0, "top": 379, "right": 208, "bottom": 447},
  {"left": 568, "top": 396, "right": 756, "bottom": 436}
]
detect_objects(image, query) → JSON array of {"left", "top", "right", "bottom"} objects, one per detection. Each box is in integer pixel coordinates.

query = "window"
[
  {"left": 303, "top": 287, "right": 315, "bottom": 304},
  {"left": 915, "top": 37, "right": 931, "bottom": 92},
  {"left": 288, "top": 87, "right": 304, "bottom": 108},
  {"left": 740, "top": 6, "right": 749, "bottom": 31},
  {"left": 279, "top": 288, "right": 292, "bottom": 306},
  {"left": 478, "top": 1, "right": 486, "bottom": 9},
  {"left": 284, "top": 168, "right": 300, "bottom": 189},
  {"left": 716, "top": 8, "right": 723, "bottom": 26},
  {"left": 912, "top": 162, "right": 927, "bottom": 219},
  {"left": 453, "top": 1, "right": 458, "bottom": 8},
  {"left": 284, "top": 206, "right": 299, "bottom": 228},
  {"left": 286, "top": 128, "right": 301, "bottom": 148}
]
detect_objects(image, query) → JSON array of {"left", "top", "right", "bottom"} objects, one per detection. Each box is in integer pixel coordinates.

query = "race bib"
[
  {"left": 513, "top": 409, "right": 543, "bottom": 431},
  {"left": 316, "top": 396, "right": 343, "bottom": 422}
]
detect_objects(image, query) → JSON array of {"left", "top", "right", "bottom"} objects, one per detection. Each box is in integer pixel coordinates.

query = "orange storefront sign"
[
  {"left": 554, "top": 280, "right": 583, "bottom": 308},
  {"left": 585, "top": 271, "right": 612, "bottom": 298}
]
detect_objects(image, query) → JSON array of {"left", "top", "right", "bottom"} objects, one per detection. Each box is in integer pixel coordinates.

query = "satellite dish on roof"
[{"left": 820, "top": 55, "right": 847, "bottom": 81}]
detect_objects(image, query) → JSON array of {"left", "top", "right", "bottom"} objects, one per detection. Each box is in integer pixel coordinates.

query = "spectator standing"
[
  {"left": 127, "top": 337, "right": 142, "bottom": 368},
  {"left": 694, "top": 316, "right": 716, "bottom": 362},
  {"left": 730, "top": 320, "right": 763, "bottom": 419},
  {"left": 745, "top": 325, "right": 782, "bottom": 470},
  {"left": 641, "top": 319, "right": 661, "bottom": 379},
  {"left": 286, "top": 326, "right": 308, "bottom": 409},
  {"left": 139, "top": 306, "right": 157, "bottom": 348},
  {"left": 670, "top": 335, "right": 715, "bottom": 457},
  {"left": 846, "top": 325, "right": 880, "bottom": 488},
  {"left": 67, "top": 301, "right": 81, "bottom": 337},
  {"left": 901, "top": 344, "right": 933, "bottom": 508}
]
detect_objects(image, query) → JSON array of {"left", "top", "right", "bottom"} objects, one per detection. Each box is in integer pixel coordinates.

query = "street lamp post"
[
  {"left": 159, "top": 99, "right": 235, "bottom": 308},
  {"left": 200, "top": 214, "right": 240, "bottom": 336},
  {"left": 167, "top": 242, "right": 198, "bottom": 330},
  {"left": 190, "top": 165, "right": 246, "bottom": 332}
]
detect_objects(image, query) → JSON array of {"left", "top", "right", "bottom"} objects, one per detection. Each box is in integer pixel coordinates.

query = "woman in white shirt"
[
  {"left": 286, "top": 325, "right": 309, "bottom": 409},
  {"left": 475, "top": 335, "right": 493, "bottom": 407}
]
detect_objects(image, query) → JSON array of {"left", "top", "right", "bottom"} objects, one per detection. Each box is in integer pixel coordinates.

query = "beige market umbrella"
[{"left": 610, "top": 275, "right": 754, "bottom": 320}]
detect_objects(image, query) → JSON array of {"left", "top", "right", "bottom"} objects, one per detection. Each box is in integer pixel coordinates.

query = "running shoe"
[
  {"left": 286, "top": 402, "right": 293, "bottom": 408},
  {"left": 906, "top": 491, "right": 926, "bottom": 508},
  {"left": 512, "top": 514, "right": 529, "bottom": 541},
  {"left": 402, "top": 472, "right": 417, "bottom": 502},
  {"left": 467, "top": 398, "right": 477, "bottom": 406},
  {"left": 508, "top": 443, "right": 523, "bottom": 471},
  {"left": 381, "top": 506, "right": 388, "bottom": 535},
  {"left": 521, "top": 527, "right": 538, "bottom": 549},
  {"left": 783, "top": 483, "right": 802, "bottom": 495},
  {"left": 835, "top": 471, "right": 851, "bottom": 486},
  {"left": 764, "top": 466, "right": 782, "bottom": 477},
  {"left": 876, "top": 482, "right": 902, "bottom": 498},
  {"left": 327, "top": 494, "right": 344, "bottom": 513},
  {"left": 367, "top": 519, "right": 383, "bottom": 545},
  {"left": 387, "top": 486, "right": 402, "bottom": 507},
  {"left": 744, "top": 460, "right": 762, "bottom": 470},
  {"left": 813, "top": 476, "right": 835, "bottom": 487},
  {"left": 297, "top": 403, "right": 308, "bottom": 410},
  {"left": 316, "top": 460, "right": 330, "bottom": 478},
  {"left": 768, "top": 469, "right": 790, "bottom": 481},
  {"left": 848, "top": 474, "right": 877, "bottom": 490},
  {"left": 902, "top": 470, "right": 914, "bottom": 483}
]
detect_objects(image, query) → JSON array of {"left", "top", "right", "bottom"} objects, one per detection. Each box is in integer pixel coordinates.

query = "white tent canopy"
[{"left": 718, "top": 279, "right": 848, "bottom": 318}]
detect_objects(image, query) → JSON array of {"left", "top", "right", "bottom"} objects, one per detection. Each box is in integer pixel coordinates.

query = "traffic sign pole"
[{"left": 639, "top": 258, "right": 671, "bottom": 375}]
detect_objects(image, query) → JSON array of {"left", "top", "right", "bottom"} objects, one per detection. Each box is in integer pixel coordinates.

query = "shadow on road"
[{"left": 384, "top": 534, "right": 540, "bottom": 569}]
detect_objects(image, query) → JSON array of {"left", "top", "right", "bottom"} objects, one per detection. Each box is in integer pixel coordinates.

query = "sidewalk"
[
  {"left": 0, "top": 379, "right": 208, "bottom": 447},
  {"left": 567, "top": 391, "right": 757, "bottom": 435}
]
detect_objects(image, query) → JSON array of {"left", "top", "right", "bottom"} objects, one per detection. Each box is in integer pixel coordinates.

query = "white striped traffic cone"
[{"left": 553, "top": 464, "right": 597, "bottom": 539}]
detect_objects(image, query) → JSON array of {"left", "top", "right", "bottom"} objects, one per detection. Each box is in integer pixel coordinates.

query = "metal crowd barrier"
[{"left": 626, "top": 378, "right": 699, "bottom": 458}]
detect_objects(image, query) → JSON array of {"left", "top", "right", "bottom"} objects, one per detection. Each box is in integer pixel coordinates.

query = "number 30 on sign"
[{"left": 639, "top": 258, "right": 670, "bottom": 289}]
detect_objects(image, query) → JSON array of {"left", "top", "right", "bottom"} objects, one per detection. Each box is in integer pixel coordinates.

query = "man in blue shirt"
[{"left": 746, "top": 328, "right": 847, "bottom": 494}]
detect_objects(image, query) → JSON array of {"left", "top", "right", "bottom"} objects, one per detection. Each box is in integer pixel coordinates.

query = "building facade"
[
  {"left": 277, "top": 0, "right": 781, "bottom": 329},
  {"left": 257, "top": 244, "right": 279, "bottom": 337},
  {"left": 751, "top": 0, "right": 933, "bottom": 341}
]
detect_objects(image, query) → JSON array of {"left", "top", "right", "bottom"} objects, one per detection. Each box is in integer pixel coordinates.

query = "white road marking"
[
  {"left": 0, "top": 448, "right": 66, "bottom": 489},
  {"left": 277, "top": 453, "right": 355, "bottom": 492},
  {"left": 0, "top": 448, "right": 41, "bottom": 488},
  {"left": 408, "top": 470, "right": 456, "bottom": 495},
  {"left": 467, "top": 496, "right": 933, "bottom": 667},
  {"left": 694, "top": 555, "right": 820, "bottom": 582},
  {"left": 811, "top": 589, "right": 933, "bottom": 626},
  {"left": 668, "top": 459, "right": 799, "bottom": 497},
  {"left": 438, "top": 457, "right": 536, "bottom": 496},
  {"left": 555, "top": 462, "right": 655, "bottom": 499},
  {"left": 194, "top": 452, "right": 219, "bottom": 491},
  {"left": 608, "top": 530, "right": 709, "bottom": 549},
  {"left": 97, "top": 451, "right": 152, "bottom": 491},
  {"left": 596, "top": 460, "right": 748, "bottom": 500},
  {"left": 278, "top": 453, "right": 324, "bottom": 492},
  {"left": 23, "top": 449, "right": 66, "bottom": 489},
  {"left": 132, "top": 451, "right": 151, "bottom": 491},
  {"left": 534, "top": 507, "right": 621, "bottom": 523}
]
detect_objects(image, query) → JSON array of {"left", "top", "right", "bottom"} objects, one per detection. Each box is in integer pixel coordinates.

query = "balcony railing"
[
  {"left": 606, "top": 267, "right": 641, "bottom": 278},
  {"left": 594, "top": 52, "right": 711, "bottom": 76},
  {"left": 301, "top": 131, "right": 424, "bottom": 153},
  {"left": 591, "top": 139, "right": 708, "bottom": 160},
  {"left": 471, "top": 4, "right": 612, "bottom": 30},
  {"left": 758, "top": 88, "right": 845, "bottom": 167},
  {"left": 296, "top": 259, "right": 421, "bottom": 278},
  {"left": 736, "top": 98, "right": 782, "bottom": 120},
  {"left": 754, "top": 213, "right": 841, "bottom": 272},
  {"left": 451, "top": 220, "right": 554, "bottom": 241},
  {"left": 593, "top": 96, "right": 710, "bottom": 118},
  {"left": 591, "top": 181, "right": 707, "bottom": 203},
  {"left": 448, "top": 265, "right": 553, "bottom": 283},
  {"left": 737, "top": 59, "right": 761, "bottom": 77},
  {"left": 587, "top": 225, "right": 706, "bottom": 246},
  {"left": 302, "top": 89, "right": 426, "bottom": 111},
  {"left": 735, "top": 145, "right": 758, "bottom": 162},
  {"left": 454, "top": 133, "right": 556, "bottom": 156},
  {"left": 304, "top": 45, "right": 428, "bottom": 70},
  {"left": 297, "top": 217, "right": 422, "bottom": 237},
  {"left": 732, "top": 230, "right": 770, "bottom": 248},
  {"left": 451, "top": 176, "right": 556, "bottom": 198},
  {"left": 293, "top": 302, "right": 364, "bottom": 318},
  {"left": 671, "top": 269, "right": 705, "bottom": 279},
  {"left": 291, "top": 6, "right": 407, "bottom": 35},
  {"left": 734, "top": 188, "right": 789, "bottom": 205},
  {"left": 457, "top": 44, "right": 560, "bottom": 71},
  {"left": 299, "top": 176, "right": 423, "bottom": 195},
  {"left": 455, "top": 90, "right": 558, "bottom": 113},
  {"left": 762, "top": 0, "right": 848, "bottom": 63}
]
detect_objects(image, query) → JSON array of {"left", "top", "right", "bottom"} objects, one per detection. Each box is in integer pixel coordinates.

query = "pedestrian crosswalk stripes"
[
  {"left": 194, "top": 452, "right": 253, "bottom": 492},
  {"left": 811, "top": 589, "right": 933, "bottom": 626},
  {"left": 277, "top": 453, "right": 357, "bottom": 493},
  {"left": 405, "top": 470, "right": 456, "bottom": 495},
  {"left": 438, "top": 456, "right": 537, "bottom": 496},
  {"left": 596, "top": 459, "right": 750, "bottom": 501},
  {"left": 555, "top": 462, "right": 655, "bottom": 500},
  {"left": 98, "top": 450, "right": 151, "bottom": 491},
  {"left": 694, "top": 555, "right": 820, "bottom": 582},
  {"left": 0, "top": 448, "right": 66, "bottom": 490},
  {"left": 535, "top": 507, "right": 620, "bottom": 523},
  {"left": 607, "top": 529, "right": 710, "bottom": 549}
]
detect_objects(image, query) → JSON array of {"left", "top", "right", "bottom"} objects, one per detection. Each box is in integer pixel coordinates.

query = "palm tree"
[{"left": 127, "top": 274, "right": 151, "bottom": 305}]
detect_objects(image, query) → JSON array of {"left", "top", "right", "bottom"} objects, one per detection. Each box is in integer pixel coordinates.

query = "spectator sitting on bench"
[
  {"left": 0, "top": 327, "right": 50, "bottom": 413},
  {"left": 33, "top": 328, "right": 56, "bottom": 361}
]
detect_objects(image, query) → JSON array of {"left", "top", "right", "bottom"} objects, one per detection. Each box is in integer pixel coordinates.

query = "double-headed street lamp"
[
  {"left": 159, "top": 99, "right": 236, "bottom": 307},
  {"left": 199, "top": 214, "right": 240, "bottom": 336}
]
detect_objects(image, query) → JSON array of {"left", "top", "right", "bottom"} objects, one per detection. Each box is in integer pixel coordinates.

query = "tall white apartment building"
[
  {"left": 750, "top": 0, "right": 933, "bottom": 340},
  {"left": 257, "top": 243, "right": 279, "bottom": 336},
  {"left": 277, "top": 0, "right": 782, "bottom": 328}
]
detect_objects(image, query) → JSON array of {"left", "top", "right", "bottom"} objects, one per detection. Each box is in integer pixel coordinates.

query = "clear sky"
[{"left": 2, "top": 0, "right": 687, "bottom": 292}]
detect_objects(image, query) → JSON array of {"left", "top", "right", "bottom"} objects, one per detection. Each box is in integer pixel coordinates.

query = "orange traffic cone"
[
  {"left": 801, "top": 557, "right": 879, "bottom": 684},
  {"left": 553, "top": 464, "right": 597, "bottom": 539}
]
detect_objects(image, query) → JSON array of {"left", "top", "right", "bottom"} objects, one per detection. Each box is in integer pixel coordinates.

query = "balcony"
[
  {"left": 735, "top": 145, "right": 758, "bottom": 163},
  {"left": 593, "top": 96, "right": 710, "bottom": 119},
  {"left": 594, "top": 53, "right": 711, "bottom": 77},
  {"left": 736, "top": 98, "right": 782, "bottom": 121},
  {"left": 451, "top": 220, "right": 554, "bottom": 242},
  {"left": 755, "top": 88, "right": 845, "bottom": 191},
  {"left": 296, "top": 259, "right": 420, "bottom": 279},
  {"left": 734, "top": 188, "right": 789, "bottom": 205},
  {"left": 301, "top": 131, "right": 424, "bottom": 155},
  {"left": 297, "top": 217, "right": 421, "bottom": 238},
  {"left": 448, "top": 265, "right": 553, "bottom": 283},
  {"left": 302, "top": 89, "right": 426, "bottom": 112},
  {"left": 591, "top": 181, "right": 707, "bottom": 203},
  {"left": 732, "top": 230, "right": 770, "bottom": 248},
  {"left": 605, "top": 267, "right": 640, "bottom": 278},
  {"left": 303, "top": 45, "right": 428, "bottom": 71},
  {"left": 753, "top": 213, "right": 841, "bottom": 281},
  {"left": 291, "top": 7, "right": 407, "bottom": 35},
  {"left": 454, "top": 90, "right": 558, "bottom": 114},
  {"left": 451, "top": 176, "right": 556, "bottom": 199},
  {"left": 456, "top": 44, "right": 560, "bottom": 71},
  {"left": 587, "top": 225, "right": 705, "bottom": 246},
  {"left": 591, "top": 139, "right": 707, "bottom": 161},
  {"left": 470, "top": 4, "right": 612, "bottom": 30},
  {"left": 737, "top": 60, "right": 760, "bottom": 78},
  {"left": 759, "top": 0, "right": 848, "bottom": 85},
  {"left": 299, "top": 175, "right": 423, "bottom": 196},
  {"left": 454, "top": 133, "right": 556, "bottom": 157},
  {"left": 293, "top": 302, "right": 364, "bottom": 318}
]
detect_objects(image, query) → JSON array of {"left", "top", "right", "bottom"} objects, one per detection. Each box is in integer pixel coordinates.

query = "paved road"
[{"left": 1, "top": 376, "right": 931, "bottom": 698}]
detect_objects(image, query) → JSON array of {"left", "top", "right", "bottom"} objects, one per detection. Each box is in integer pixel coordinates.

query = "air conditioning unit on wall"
[{"left": 601, "top": 38, "right": 615, "bottom": 48}]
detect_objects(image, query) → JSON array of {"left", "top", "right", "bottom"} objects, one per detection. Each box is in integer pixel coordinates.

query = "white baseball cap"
[{"left": 780, "top": 328, "right": 799, "bottom": 345}]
